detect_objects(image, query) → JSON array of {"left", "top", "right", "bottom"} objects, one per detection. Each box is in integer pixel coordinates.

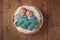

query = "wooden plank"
[
  {"left": 21, "top": 0, "right": 32, "bottom": 5},
  {"left": 48, "top": 0, "right": 60, "bottom": 40},
  {"left": 0, "top": 0, "right": 3, "bottom": 40}
]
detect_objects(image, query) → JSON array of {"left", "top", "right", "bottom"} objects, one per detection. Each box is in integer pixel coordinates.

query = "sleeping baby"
[
  {"left": 15, "top": 7, "right": 28, "bottom": 29},
  {"left": 26, "top": 10, "right": 38, "bottom": 31}
]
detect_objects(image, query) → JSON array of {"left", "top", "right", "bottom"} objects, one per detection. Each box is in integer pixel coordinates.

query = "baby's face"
[
  {"left": 26, "top": 10, "right": 33, "bottom": 17},
  {"left": 20, "top": 8, "right": 27, "bottom": 16}
]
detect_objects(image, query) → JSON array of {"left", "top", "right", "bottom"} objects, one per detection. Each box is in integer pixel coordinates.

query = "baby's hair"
[
  {"left": 26, "top": 10, "right": 34, "bottom": 15},
  {"left": 20, "top": 7, "right": 27, "bottom": 11}
]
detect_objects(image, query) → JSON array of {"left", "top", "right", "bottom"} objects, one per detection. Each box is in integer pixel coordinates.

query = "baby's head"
[
  {"left": 20, "top": 7, "right": 27, "bottom": 16},
  {"left": 26, "top": 10, "right": 33, "bottom": 17}
]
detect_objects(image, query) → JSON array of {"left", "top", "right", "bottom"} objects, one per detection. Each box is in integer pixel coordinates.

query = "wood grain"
[
  {"left": 0, "top": 0, "right": 3, "bottom": 40},
  {"left": 3, "top": 0, "right": 48, "bottom": 40},
  {"left": 1, "top": 0, "right": 60, "bottom": 40},
  {"left": 48, "top": 0, "right": 60, "bottom": 40}
]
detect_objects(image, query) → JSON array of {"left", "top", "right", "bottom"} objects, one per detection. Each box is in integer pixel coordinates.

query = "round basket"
[{"left": 13, "top": 6, "right": 43, "bottom": 34}]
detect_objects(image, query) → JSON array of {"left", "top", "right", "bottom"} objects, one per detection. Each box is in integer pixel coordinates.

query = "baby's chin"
[{"left": 27, "top": 15, "right": 32, "bottom": 17}]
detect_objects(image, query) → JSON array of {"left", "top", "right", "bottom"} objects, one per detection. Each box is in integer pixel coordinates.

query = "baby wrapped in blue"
[
  {"left": 15, "top": 14, "right": 28, "bottom": 29},
  {"left": 26, "top": 10, "right": 38, "bottom": 30}
]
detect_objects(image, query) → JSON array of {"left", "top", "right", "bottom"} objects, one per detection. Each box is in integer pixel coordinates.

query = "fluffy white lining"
[{"left": 14, "top": 6, "right": 43, "bottom": 34}]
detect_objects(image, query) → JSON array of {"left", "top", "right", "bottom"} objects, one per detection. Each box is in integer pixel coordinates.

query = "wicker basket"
[{"left": 13, "top": 6, "right": 43, "bottom": 34}]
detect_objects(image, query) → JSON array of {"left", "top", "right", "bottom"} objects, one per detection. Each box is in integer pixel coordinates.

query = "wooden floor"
[{"left": 0, "top": 0, "right": 60, "bottom": 40}]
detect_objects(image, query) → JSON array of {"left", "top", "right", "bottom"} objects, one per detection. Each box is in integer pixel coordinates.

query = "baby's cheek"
[{"left": 28, "top": 14, "right": 30, "bottom": 16}]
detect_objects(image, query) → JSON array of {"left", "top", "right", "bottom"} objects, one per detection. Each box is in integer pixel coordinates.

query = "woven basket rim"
[{"left": 13, "top": 6, "right": 43, "bottom": 34}]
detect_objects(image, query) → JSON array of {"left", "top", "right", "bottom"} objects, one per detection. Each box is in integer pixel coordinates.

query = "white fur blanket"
[{"left": 13, "top": 6, "right": 43, "bottom": 34}]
